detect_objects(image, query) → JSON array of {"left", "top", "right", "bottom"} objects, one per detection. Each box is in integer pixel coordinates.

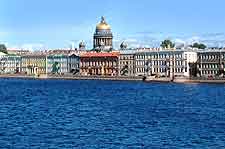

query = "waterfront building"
[
  {"left": 134, "top": 49, "right": 197, "bottom": 78},
  {"left": 183, "top": 51, "right": 198, "bottom": 77},
  {"left": 118, "top": 45, "right": 136, "bottom": 76},
  {"left": 197, "top": 50, "right": 225, "bottom": 77},
  {"left": 21, "top": 54, "right": 47, "bottom": 75},
  {"left": 0, "top": 53, "right": 21, "bottom": 74},
  {"left": 21, "top": 53, "right": 80, "bottom": 76},
  {"left": 80, "top": 52, "right": 119, "bottom": 76},
  {"left": 47, "top": 54, "right": 68, "bottom": 74},
  {"left": 68, "top": 54, "right": 80, "bottom": 74},
  {"left": 93, "top": 17, "right": 113, "bottom": 51},
  {"left": 119, "top": 50, "right": 135, "bottom": 76},
  {"left": 47, "top": 54, "right": 79, "bottom": 74}
]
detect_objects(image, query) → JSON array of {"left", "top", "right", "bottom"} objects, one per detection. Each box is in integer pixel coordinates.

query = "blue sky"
[{"left": 1, "top": 0, "right": 225, "bottom": 50}]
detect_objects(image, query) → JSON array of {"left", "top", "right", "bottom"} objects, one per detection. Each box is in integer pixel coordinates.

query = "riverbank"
[
  {"left": 145, "top": 77, "right": 225, "bottom": 84},
  {"left": 0, "top": 74, "right": 143, "bottom": 81},
  {"left": 0, "top": 74, "right": 225, "bottom": 84}
]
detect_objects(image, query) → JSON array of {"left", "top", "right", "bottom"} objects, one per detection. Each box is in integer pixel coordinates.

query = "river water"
[{"left": 0, "top": 79, "right": 225, "bottom": 148}]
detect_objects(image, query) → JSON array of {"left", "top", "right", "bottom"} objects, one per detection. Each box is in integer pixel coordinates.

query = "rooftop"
[
  {"left": 81, "top": 52, "right": 119, "bottom": 58},
  {"left": 119, "top": 49, "right": 137, "bottom": 55}
]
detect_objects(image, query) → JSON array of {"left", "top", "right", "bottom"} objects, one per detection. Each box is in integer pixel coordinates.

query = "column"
[{"left": 94, "top": 39, "right": 96, "bottom": 48}]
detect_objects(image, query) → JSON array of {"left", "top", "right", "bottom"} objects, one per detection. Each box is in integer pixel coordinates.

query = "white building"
[
  {"left": 0, "top": 53, "right": 21, "bottom": 74},
  {"left": 134, "top": 49, "right": 197, "bottom": 78},
  {"left": 183, "top": 51, "right": 198, "bottom": 77}
]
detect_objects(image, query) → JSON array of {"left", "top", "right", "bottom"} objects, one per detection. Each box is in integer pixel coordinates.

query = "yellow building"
[{"left": 21, "top": 54, "right": 47, "bottom": 76}]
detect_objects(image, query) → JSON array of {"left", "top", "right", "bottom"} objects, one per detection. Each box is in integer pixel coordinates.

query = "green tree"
[
  {"left": 52, "top": 62, "right": 60, "bottom": 74},
  {"left": 160, "top": 40, "right": 175, "bottom": 49},
  {"left": 0, "top": 44, "right": 8, "bottom": 54},
  {"left": 191, "top": 42, "right": 207, "bottom": 49}
]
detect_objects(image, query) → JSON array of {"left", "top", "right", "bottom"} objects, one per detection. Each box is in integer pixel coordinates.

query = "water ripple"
[{"left": 0, "top": 79, "right": 225, "bottom": 148}]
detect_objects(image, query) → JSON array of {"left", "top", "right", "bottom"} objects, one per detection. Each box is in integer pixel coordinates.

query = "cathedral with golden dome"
[{"left": 93, "top": 16, "right": 113, "bottom": 51}]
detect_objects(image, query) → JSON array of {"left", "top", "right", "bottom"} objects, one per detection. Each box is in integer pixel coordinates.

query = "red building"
[{"left": 80, "top": 52, "right": 119, "bottom": 76}]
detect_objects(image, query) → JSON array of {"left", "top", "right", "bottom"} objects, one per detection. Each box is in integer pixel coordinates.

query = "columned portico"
[{"left": 93, "top": 17, "right": 113, "bottom": 51}]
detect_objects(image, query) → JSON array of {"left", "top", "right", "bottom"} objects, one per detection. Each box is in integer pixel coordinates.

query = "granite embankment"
[
  {"left": 0, "top": 74, "right": 143, "bottom": 81},
  {"left": 0, "top": 74, "right": 225, "bottom": 83}
]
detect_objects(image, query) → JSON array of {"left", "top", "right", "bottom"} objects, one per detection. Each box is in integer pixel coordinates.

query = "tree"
[
  {"left": 191, "top": 42, "right": 207, "bottom": 49},
  {"left": 52, "top": 62, "right": 60, "bottom": 74},
  {"left": 0, "top": 44, "right": 8, "bottom": 54},
  {"left": 160, "top": 40, "right": 175, "bottom": 49}
]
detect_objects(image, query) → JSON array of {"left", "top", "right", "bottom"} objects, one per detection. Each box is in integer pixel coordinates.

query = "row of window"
[
  {"left": 135, "top": 60, "right": 184, "bottom": 66},
  {"left": 22, "top": 63, "right": 46, "bottom": 67},
  {"left": 199, "top": 54, "right": 225, "bottom": 60},
  {"left": 184, "top": 54, "right": 196, "bottom": 59},
  {"left": 135, "top": 54, "right": 183, "bottom": 59},
  {"left": 136, "top": 67, "right": 184, "bottom": 73},
  {"left": 199, "top": 64, "right": 219, "bottom": 69},
  {"left": 120, "top": 56, "right": 133, "bottom": 60},
  {"left": 80, "top": 61, "right": 117, "bottom": 67},
  {"left": 120, "top": 61, "right": 132, "bottom": 66}
]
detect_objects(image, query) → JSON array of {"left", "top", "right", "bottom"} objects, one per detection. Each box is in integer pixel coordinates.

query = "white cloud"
[
  {"left": 174, "top": 38, "right": 185, "bottom": 44},
  {"left": 186, "top": 36, "right": 200, "bottom": 44},
  {"left": 173, "top": 33, "right": 225, "bottom": 48},
  {"left": 129, "top": 43, "right": 141, "bottom": 48},
  {"left": 125, "top": 38, "right": 138, "bottom": 43}
]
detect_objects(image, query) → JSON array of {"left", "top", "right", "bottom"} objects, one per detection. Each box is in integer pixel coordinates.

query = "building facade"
[
  {"left": 47, "top": 55, "right": 69, "bottom": 74},
  {"left": 197, "top": 50, "right": 225, "bottom": 77},
  {"left": 93, "top": 17, "right": 113, "bottom": 51},
  {"left": 68, "top": 54, "right": 80, "bottom": 74},
  {"left": 135, "top": 50, "right": 197, "bottom": 78},
  {"left": 183, "top": 51, "right": 198, "bottom": 77},
  {"left": 119, "top": 50, "right": 135, "bottom": 76},
  {"left": 0, "top": 54, "right": 21, "bottom": 74},
  {"left": 21, "top": 55, "right": 47, "bottom": 75},
  {"left": 80, "top": 52, "right": 119, "bottom": 76},
  {"left": 21, "top": 54, "right": 80, "bottom": 76},
  {"left": 47, "top": 54, "right": 80, "bottom": 74}
]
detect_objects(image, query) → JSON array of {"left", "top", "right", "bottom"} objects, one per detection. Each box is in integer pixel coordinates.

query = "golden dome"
[{"left": 96, "top": 16, "right": 111, "bottom": 30}]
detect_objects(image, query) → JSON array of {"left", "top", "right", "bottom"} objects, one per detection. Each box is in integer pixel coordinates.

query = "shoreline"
[
  {"left": 0, "top": 75, "right": 225, "bottom": 84},
  {"left": 0, "top": 74, "right": 143, "bottom": 81}
]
